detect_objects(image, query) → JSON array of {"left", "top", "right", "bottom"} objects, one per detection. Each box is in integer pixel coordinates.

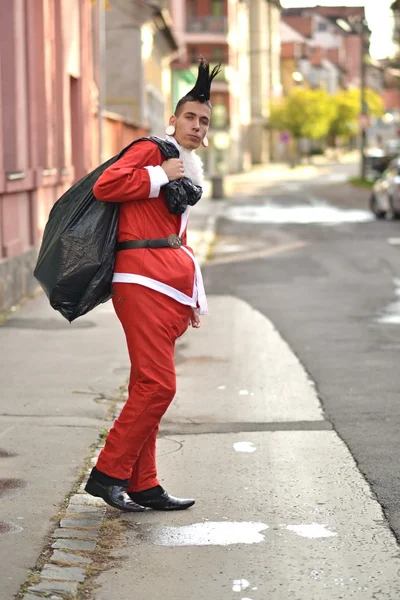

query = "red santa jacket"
[{"left": 93, "top": 139, "right": 207, "bottom": 313}]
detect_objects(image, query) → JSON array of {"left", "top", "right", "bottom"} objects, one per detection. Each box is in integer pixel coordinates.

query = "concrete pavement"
[
  {"left": 0, "top": 292, "right": 125, "bottom": 599},
  {"left": 92, "top": 297, "right": 400, "bottom": 599}
]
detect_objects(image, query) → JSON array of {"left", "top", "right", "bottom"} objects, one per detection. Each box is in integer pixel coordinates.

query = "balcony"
[{"left": 186, "top": 16, "right": 228, "bottom": 34}]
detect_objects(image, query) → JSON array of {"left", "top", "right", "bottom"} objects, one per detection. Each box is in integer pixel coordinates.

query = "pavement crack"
[{"left": 158, "top": 437, "right": 184, "bottom": 456}]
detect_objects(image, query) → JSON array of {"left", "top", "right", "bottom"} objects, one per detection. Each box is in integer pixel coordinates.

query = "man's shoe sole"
[
  {"left": 149, "top": 501, "right": 195, "bottom": 511},
  {"left": 128, "top": 496, "right": 195, "bottom": 511}
]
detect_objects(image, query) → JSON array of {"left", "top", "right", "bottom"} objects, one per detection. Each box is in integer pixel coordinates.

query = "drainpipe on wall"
[{"left": 97, "top": 0, "right": 106, "bottom": 164}]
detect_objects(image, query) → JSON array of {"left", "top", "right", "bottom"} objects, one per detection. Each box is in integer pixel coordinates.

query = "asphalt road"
[{"left": 204, "top": 161, "right": 400, "bottom": 541}]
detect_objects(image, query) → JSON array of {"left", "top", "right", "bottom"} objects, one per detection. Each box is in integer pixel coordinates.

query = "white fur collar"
[{"left": 165, "top": 135, "right": 204, "bottom": 187}]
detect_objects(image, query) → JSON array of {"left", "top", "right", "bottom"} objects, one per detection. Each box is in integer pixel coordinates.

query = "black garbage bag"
[
  {"left": 163, "top": 177, "right": 203, "bottom": 216},
  {"left": 34, "top": 136, "right": 202, "bottom": 322},
  {"left": 148, "top": 137, "right": 203, "bottom": 215},
  {"left": 34, "top": 139, "right": 142, "bottom": 322}
]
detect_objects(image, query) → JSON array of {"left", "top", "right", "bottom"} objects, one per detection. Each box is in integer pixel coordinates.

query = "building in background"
[
  {"left": 248, "top": 0, "right": 282, "bottom": 164},
  {"left": 102, "top": 0, "right": 178, "bottom": 140},
  {"left": 281, "top": 6, "right": 381, "bottom": 93},
  {"left": 282, "top": 9, "right": 348, "bottom": 94},
  {"left": 280, "top": 20, "right": 309, "bottom": 95},
  {"left": 169, "top": 0, "right": 282, "bottom": 172},
  {"left": 0, "top": 0, "right": 95, "bottom": 311},
  {"left": 170, "top": 0, "right": 240, "bottom": 173}
]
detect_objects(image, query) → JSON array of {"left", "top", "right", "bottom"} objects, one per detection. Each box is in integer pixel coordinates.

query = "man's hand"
[
  {"left": 190, "top": 308, "right": 201, "bottom": 329},
  {"left": 162, "top": 159, "right": 185, "bottom": 181}
]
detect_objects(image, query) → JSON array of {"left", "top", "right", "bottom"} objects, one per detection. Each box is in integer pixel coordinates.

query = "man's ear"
[{"left": 169, "top": 115, "right": 177, "bottom": 127}]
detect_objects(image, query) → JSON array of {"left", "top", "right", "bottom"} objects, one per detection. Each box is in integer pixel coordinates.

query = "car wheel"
[{"left": 370, "top": 193, "right": 386, "bottom": 219}]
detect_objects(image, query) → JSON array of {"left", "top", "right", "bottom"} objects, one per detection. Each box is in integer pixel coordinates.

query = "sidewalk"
[{"left": 202, "top": 150, "right": 359, "bottom": 201}]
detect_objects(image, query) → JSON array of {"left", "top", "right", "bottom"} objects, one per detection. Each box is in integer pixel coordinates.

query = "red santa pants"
[{"left": 95, "top": 283, "right": 191, "bottom": 492}]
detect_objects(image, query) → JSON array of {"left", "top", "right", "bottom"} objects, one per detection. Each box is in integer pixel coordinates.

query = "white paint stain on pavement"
[
  {"left": 232, "top": 579, "right": 250, "bottom": 591},
  {"left": 147, "top": 521, "right": 269, "bottom": 547},
  {"left": 225, "top": 202, "right": 374, "bottom": 225},
  {"left": 377, "top": 278, "right": 400, "bottom": 324},
  {"left": 285, "top": 523, "right": 337, "bottom": 539},
  {"left": 233, "top": 442, "right": 257, "bottom": 453},
  {"left": 239, "top": 389, "right": 249, "bottom": 395}
]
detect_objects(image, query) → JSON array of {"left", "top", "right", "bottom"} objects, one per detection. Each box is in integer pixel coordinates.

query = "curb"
[{"left": 20, "top": 441, "right": 109, "bottom": 599}]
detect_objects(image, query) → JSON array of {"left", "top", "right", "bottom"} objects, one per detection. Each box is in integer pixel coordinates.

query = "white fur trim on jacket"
[{"left": 145, "top": 165, "right": 169, "bottom": 198}]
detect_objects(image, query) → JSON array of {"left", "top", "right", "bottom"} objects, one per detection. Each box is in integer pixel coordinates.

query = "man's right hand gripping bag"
[{"left": 33, "top": 141, "right": 140, "bottom": 323}]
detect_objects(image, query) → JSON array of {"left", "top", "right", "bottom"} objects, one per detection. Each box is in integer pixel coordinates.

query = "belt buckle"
[{"left": 167, "top": 234, "right": 182, "bottom": 249}]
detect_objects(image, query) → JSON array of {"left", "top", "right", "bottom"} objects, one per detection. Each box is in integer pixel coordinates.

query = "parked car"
[
  {"left": 370, "top": 157, "right": 400, "bottom": 219},
  {"left": 365, "top": 148, "right": 392, "bottom": 182},
  {"left": 385, "top": 139, "right": 400, "bottom": 155}
]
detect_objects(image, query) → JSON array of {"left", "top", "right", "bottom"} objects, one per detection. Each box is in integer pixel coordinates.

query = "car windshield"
[{"left": 386, "top": 141, "right": 400, "bottom": 153}]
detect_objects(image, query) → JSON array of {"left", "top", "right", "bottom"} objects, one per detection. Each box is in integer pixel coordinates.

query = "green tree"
[
  {"left": 329, "top": 88, "right": 384, "bottom": 141},
  {"left": 270, "top": 89, "right": 337, "bottom": 162},
  {"left": 270, "top": 89, "right": 336, "bottom": 140}
]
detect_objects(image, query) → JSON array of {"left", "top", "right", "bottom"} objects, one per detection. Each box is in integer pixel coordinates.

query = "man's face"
[{"left": 170, "top": 101, "right": 211, "bottom": 150}]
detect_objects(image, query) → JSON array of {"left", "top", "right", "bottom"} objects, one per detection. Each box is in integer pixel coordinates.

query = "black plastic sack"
[
  {"left": 164, "top": 177, "right": 203, "bottom": 216},
  {"left": 33, "top": 139, "right": 141, "bottom": 322},
  {"left": 148, "top": 137, "right": 203, "bottom": 215},
  {"left": 34, "top": 136, "right": 202, "bottom": 322}
]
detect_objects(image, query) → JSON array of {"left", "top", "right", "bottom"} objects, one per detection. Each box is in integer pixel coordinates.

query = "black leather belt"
[{"left": 116, "top": 234, "right": 183, "bottom": 251}]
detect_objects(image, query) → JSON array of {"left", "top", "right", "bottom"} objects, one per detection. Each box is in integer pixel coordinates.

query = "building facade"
[
  {"left": 169, "top": 0, "right": 281, "bottom": 171},
  {"left": 283, "top": 6, "right": 370, "bottom": 92},
  {"left": 248, "top": 0, "right": 282, "bottom": 164},
  {"left": 0, "top": 0, "right": 95, "bottom": 311},
  {"left": 282, "top": 10, "right": 346, "bottom": 95},
  {"left": 104, "top": 0, "right": 178, "bottom": 138}
]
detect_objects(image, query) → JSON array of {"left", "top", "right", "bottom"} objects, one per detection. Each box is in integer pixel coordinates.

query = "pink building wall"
[{"left": 0, "top": 0, "right": 95, "bottom": 310}]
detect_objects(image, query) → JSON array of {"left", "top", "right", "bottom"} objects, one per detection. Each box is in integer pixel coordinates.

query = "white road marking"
[
  {"left": 232, "top": 579, "right": 250, "bottom": 592},
  {"left": 233, "top": 442, "right": 257, "bottom": 453},
  {"left": 225, "top": 202, "right": 374, "bottom": 225},
  {"left": 147, "top": 522, "right": 269, "bottom": 547},
  {"left": 284, "top": 523, "right": 337, "bottom": 539},
  {"left": 376, "top": 278, "right": 400, "bottom": 324}
]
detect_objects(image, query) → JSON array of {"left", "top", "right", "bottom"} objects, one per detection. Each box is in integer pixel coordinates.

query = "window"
[
  {"left": 212, "top": 103, "right": 228, "bottom": 128},
  {"left": 211, "top": 0, "right": 224, "bottom": 17},
  {"left": 211, "top": 46, "right": 224, "bottom": 63},
  {"left": 318, "top": 21, "right": 327, "bottom": 32}
]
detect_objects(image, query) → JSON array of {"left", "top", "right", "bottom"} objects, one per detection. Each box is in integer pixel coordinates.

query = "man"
[{"left": 84, "top": 59, "right": 220, "bottom": 512}]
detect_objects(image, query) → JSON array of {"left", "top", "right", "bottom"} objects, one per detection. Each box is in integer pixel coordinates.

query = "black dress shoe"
[
  {"left": 128, "top": 485, "right": 195, "bottom": 511},
  {"left": 85, "top": 478, "right": 145, "bottom": 512}
]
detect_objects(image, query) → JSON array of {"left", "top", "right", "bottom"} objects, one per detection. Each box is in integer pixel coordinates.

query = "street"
[{"left": 4, "top": 157, "right": 400, "bottom": 599}]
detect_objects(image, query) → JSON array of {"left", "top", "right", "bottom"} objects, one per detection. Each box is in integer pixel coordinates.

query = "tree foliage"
[
  {"left": 270, "top": 89, "right": 336, "bottom": 140},
  {"left": 270, "top": 87, "right": 384, "bottom": 142},
  {"left": 329, "top": 89, "right": 384, "bottom": 139}
]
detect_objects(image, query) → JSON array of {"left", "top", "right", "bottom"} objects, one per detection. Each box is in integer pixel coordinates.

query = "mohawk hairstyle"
[{"left": 175, "top": 57, "right": 222, "bottom": 115}]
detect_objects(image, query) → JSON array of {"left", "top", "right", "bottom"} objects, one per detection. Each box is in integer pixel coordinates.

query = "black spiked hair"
[{"left": 175, "top": 57, "right": 222, "bottom": 115}]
